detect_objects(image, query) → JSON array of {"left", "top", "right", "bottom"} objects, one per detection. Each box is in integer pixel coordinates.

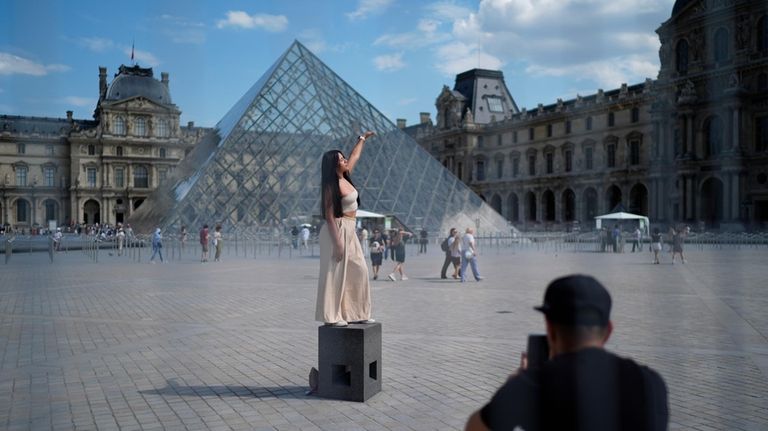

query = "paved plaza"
[{"left": 1, "top": 244, "right": 768, "bottom": 430}]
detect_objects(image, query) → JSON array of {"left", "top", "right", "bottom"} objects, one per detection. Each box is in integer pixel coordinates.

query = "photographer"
[{"left": 465, "top": 275, "right": 668, "bottom": 431}]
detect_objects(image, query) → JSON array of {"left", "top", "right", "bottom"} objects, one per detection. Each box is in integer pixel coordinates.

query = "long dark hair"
[{"left": 321, "top": 150, "right": 361, "bottom": 218}]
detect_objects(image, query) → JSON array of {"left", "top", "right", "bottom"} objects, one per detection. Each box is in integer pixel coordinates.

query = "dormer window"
[
  {"left": 486, "top": 96, "right": 504, "bottom": 113},
  {"left": 135, "top": 117, "right": 147, "bottom": 137},
  {"left": 156, "top": 119, "right": 169, "bottom": 138},
  {"left": 114, "top": 116, "right": 126, "bottom": 135}
]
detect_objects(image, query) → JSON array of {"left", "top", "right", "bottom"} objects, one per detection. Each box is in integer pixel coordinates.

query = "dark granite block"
[{"left": 318, "top": 323, "right": 382, "bottom": 402}]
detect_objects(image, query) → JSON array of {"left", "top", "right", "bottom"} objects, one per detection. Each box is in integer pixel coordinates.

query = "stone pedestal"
[{"left": 318, "top": 323, "right": 381, "bottom": 402}]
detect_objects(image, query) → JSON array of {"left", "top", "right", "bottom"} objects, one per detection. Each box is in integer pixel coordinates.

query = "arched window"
[
  {"left": 757, "top": 16, "right": 767, "bottom": 52},
  {"left": 676, "top": 39, "right": 689, "bottom": 74},
  {"left": 134, "top": 117, "right": 147, "bottom": 137},
  {"left": 116, "top": 146, "right": 123, "bottom": 156},
  {"left": 16, "top": 200, "right": 29, "bottom": 222},
  {"left": 476, "top": 160, "right": 485, "bottom": 181},
  {"left": 133, "top": 165, "right": 149, "bottom": 188},
  {"left": 714, "top": 28, "right": 730, "bottom": 63},
  {"left": 705, "top": 116, "right": 723, "bottom": 157},
  {"left": 113, "top": 116, "right": 126, "bottom": 135}
]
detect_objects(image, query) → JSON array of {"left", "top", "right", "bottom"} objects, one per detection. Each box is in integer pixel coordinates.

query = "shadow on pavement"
[{"left": 140, "top": 380, "right": 309, "bottom": 399}]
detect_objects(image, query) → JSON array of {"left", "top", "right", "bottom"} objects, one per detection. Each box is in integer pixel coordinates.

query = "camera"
[{"left": 526, "top": 334, "right": 550, "bottom": 370}]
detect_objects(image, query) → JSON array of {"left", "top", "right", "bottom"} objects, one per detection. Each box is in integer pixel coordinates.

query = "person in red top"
[{"left": 199, "top": 224, "right": 210, "bottom": 263}]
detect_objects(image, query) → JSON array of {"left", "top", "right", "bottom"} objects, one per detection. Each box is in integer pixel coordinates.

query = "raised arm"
[{"left": 347, "top": 130, "right": 375, "bottom": 173}]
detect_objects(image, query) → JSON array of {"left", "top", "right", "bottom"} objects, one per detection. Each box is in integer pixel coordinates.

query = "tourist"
[
  {"left": 199, "top": 224, "right": 209, "bottom": 262},
  {"left": 419, "top": 228, "right": 428, "bottom": 254},
  {"left": 369, "top": 229, "right": 386, "bottom": 280},
  {"left": 387, "top": 227, "right": 414, "bottom": 281},
  {"left": 460, "top": 227, "right": 483, "bottom": 282},
  {"left": 150, "top": 227, "right": 164, "bottom": 263},
  {"left": 315, "top": 131, "right": 376, "bottom": 327},
  {"left": 464, "top": 275, "right": 668, "bottom": 431},
  {"left": 439, "top": 228, "right": 457, "bottom": 279},
  {"left": 632, "top": 227, "right": 642, "bottom": 252},
  {"left": 213, "top": 225, "right": 223, "bottom": 262},
  {"left": 650, "top": 228, "right": 663, "bottom": 264}
]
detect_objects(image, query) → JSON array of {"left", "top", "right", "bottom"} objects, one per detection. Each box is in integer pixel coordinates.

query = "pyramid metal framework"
[{"left": 129, "top": 41, "right": 511, "bottom": 234}]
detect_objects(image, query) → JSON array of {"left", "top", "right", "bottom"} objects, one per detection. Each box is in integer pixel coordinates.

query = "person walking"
[
  {"left": 440, "top": 228, "right": 457, "bottom": 279},
  {"left": 369, "top": 229, "right": 386, "bottom": 280},
  {"left": 199, "top": 224, "right": 210, "bottom": 262},
  {"left": 150, "top": 227, "right": 164, "bottom": 263},
  {"left": 460, "top": 227, "right": 483, "bottom": 282},
  {"left": 632, "top": 227, "right": 642, "bottom": 252},
  {"left": 316, "top": 131, "right": 376, "bottom": 327},
  {"left": 650, "top": 228, "right": 663, "bottom": 264},
  {"left": 213, "top": 225, "right": 223, "bottom": 262},
  {"left": 449, "top": 228, "right": 462, "bottom": 279},
  {"left": 670, "top": 226, "right": 688, "bottom": 264},
  {"left": 387, "top": 228, "right": 414, "bottom": 281}
]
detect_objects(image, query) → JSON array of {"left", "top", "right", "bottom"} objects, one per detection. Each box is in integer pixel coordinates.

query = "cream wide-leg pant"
[{"left": 315, "top": 217, "right": 371, "bottom": 323}]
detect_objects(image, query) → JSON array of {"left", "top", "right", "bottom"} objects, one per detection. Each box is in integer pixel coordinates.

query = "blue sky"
[{"left": 0, "top": 0, "right": 675, "bottom": 127}]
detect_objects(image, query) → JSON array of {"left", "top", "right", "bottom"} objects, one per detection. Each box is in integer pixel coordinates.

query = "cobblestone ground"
[{"left": 1, "top": 245, "right": 767, "bottom": 430}]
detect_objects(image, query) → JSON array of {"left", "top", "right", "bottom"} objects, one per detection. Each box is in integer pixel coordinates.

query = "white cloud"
[
  {"left": 399, "top": 97, "right": 418, "bottom": 105},
  {"left": 0, "top": 52, "right": 70, "bottom": 76},
  {"left": 425, "top": 1, "right": 474, "bottom": 21},
  {"left": 375, "top": 18, "right": 451, "bottom": 49},
  {"left": 216, "top": 11, "right": 288, "bottom": 32},
  {"left": 434, "top": 41, "right": 503, "bottom": 76},
  {"left": 526, "top": 54, "right": 659, "bottom": 89},
  {"left": 61, "top": 96, "right": 95, "bottom": 107},
  {"left": 346, "top": 0, "right": 394, "bottom": 20},
  {"left": 79, "top": 37, "right": 114, "bottom": 52},
  {"left": 122, "top": 47, "right": 160, "bottom": 67},
  {"left": 373, "top": 52, "right": 405, "bottom": 71},
  {"left": 159, "top": 14, "right": 206, "bottom": 44}
]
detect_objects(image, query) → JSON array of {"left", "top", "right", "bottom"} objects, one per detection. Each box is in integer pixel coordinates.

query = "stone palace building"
[
  {"left": 404, "top": 0, "right": 768, "bottom": 231},
  {"left": 0, "top": 64, "right": 208, "bottom": 230}
]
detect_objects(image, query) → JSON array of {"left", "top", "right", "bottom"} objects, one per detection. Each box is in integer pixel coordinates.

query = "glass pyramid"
[{"left": 129, "top": 41, "right": 511, "bottom": 234}]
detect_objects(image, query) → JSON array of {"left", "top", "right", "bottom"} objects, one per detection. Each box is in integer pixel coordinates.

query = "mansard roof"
[
  {"left": 105, "top": 65, "right": 172, "bottom": 105},
  {"left": 0, "top": 114, "right": 96, "bottom": 136}
]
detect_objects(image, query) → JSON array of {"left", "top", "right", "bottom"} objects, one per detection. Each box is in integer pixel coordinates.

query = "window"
[
  {"left": 585, "top": 147, "right": 594, "bottom": 170},
  {"left": 586, "top": 117, "right": 593, "bottom": 131},
  {"left": 676, "top": 39, "right": 689, "bottom": 74},
  {"left": 705, "top": 116, "right": 723, "bottom": 157},
  {"left": 565, "top": 150, "right": 572, "bottom": 172},
  {"left": 607, "top": 144, "right": 616, "bottom": 168},
  {"left": 46, "top": 145, "right": 54, "bottom": 156},
  {"left": 135, "top": 117, "right": 147, "bottom": 137},
  {"left": 477, "top": 136, "right": 484, "bottom": 148},
  {"left": 546, "top": 153, "right": 553, "bottom": 174},
  {"left": 497, "top": 160, "right": 503, "bottom": 179},
  {"left": 608, "top": 112, "right": 615, "bottom": 127},
  {"left": 133, "top": 165, "right": 149, "bottom": 188},
  {"left": 16, "top": 166, "right": 28, "bottom": 186},
  {"left": 156, "top": 119, "right": 169, "bottom": 137},
  {"left": 756, "top": 117, "right": 768, "bottom": 152},
  {"left": 88, "top": 145, "right": 95, "bottom": 156},
  {"left": 44, "top": 167, "right": 55, "bottom": 187},
  {"left": 529, "top": 128, "right": 534, "bottom": 141},
  {"left": 476, "top": 160, "right": 485, "bottom": 181},
  {"left": 565, "top": 120, "right": 572, "bottom": 134},
  {"left": 87, "top": 167, "right": 97, "bottom": 187},
  {"left": 513, "top": 131, "right": 518, "bottom": 143},
  {"left": 528, "top": 155, "right": 536, "bottom": 176},
  {"left": 630, "top": 140, "right": 641, "bottom": 165},
  {"left": 16, "top": 200, "right": 28, "bottom": 222},
  {"left": 497, "top": 135, "right": 503, "bottom": 146},
  {"left": 17, "top": 143, "right": 25, "bottom": 154},
  {"left": 116, "top": 146, "right": 123, "bottom": 156},
  {"left": 114, "top": 116, "right": 126, "bottom": 135},
  {"left": 759, "top": 16, "right": 768, "bottom": 52},
  {"left": 159, "top": 148, "right": 167, "bottom": 158},
  {"left": 546, "top": 124, "right": 552, "bottom": 137},
  {"left": 159, "top": 168, "right": 168, "bottom": 185},
  {"left": 714, "top": 28, "right": 730, "bottom": 63},
  {"left": 631, "top": 107, "right": 640, "bottom": 123},
  {"left": 457, "top": 162, "right": 463, "bottom": 180},
  {"left": 512, "top": 158, "right": 520, "bottom": 177},
  {"left": 115, "top": 168, "right": 125, "bottom": 188},
  {"left": 758, "top": 73, "right": 768, "bottom": 92},
  {"left": 486, "top": 96, "right": 504, "bottom": 113}
]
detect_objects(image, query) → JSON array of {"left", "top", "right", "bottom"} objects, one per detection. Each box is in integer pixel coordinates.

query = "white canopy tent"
[
  {"left": 594, "top": 212, "right": 650, "bottom": 233},
  {"left": 356, "top": 209, "right": 387, "bottom": 219}
]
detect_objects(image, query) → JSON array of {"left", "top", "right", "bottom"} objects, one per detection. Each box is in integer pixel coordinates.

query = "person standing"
[
  {"left": 650, "top": 228, "right": 663, "bottom": 264},
  {"left": 369, "top": 239, "right": 384, "bottom": 280},
  {"left": 316, "top": 131, "right": 376, "bottom": 327},
  {"left": 670, "top": 226, "right": 687, "bottom": 264},
  {"left": 300, "top": 225, "right": 311, "bottom": 250},
  {"left": 180, "top": 225, "right": 188, "bottom": 251},
  {"left": 213, "top": 225, "right": 223, "bottom": 262},
  {"left": 419, "top": 228, "right": 428, "bottom": 254},
  {"left": 449, "top": 228, "right": 462, "bottom": 280},
  {"left": 150, "top": 227, "right": 164, "bottom": 263},
  {"left": 361, "top": 226, "right": 369, "bottom": 256},
  {"left": 632, "top": 227, "right": 642, "bottom": 252},
  {"left": 440, "top": 228, "right": 457, "bottom": 279},
  {"left": 460, "top": 227, "right": 483, "bottom": 282},
  {"left": 387, "top": 228, "right": 414, "bottom": 281},
  {"left": 199, "top": 224, "right": 210, "bottom": 263},
  {"left": 53, "top": 227, "right": 63, "bottom": 252},
  {"left": 612, "top": 224, "right": 621, "bottom": 253},
  {"left": 116, "top": 228, "right": 125, "bottom": 256}
]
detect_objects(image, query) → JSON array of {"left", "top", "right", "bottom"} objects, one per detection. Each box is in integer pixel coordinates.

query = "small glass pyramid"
[{"left": 129, "top": 41, "right": 510, "bottom": 234}]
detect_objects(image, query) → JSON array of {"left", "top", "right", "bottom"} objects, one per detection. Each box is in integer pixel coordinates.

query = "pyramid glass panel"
[{"left": 129, "top": 41, "right": 511, "bottom": 234}]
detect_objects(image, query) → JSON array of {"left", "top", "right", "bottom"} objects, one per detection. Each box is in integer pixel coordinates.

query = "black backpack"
[{"left": 440, "top": 237, "right": 450, "bottom": 252}]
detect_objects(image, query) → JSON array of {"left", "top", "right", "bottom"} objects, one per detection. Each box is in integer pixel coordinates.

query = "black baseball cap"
[{"left": 534, "top": 275, "right": 612, "bottom": 326}]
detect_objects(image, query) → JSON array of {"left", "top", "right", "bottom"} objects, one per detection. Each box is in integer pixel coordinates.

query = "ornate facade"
[
  {"left": 0, "top": 65, "right": 208, "bottom": 230},
  {"left": 405, "top": 0, "right": 768, "bottom": 230}
]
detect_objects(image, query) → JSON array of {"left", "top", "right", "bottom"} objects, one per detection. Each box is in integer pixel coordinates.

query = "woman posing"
[
  {"left": 315, "top": 131, "right": 376, "bottom": 327},
  {"left": 387, "top": 228, "right": 414, "bottom": 281}
]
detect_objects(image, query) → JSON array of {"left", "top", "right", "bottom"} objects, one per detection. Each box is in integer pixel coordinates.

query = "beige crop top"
[{"left": 341, "top": 189, "right": 359, "bottom": 213}]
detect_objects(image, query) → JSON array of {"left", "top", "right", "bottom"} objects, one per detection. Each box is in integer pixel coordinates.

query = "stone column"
[
  {"left": 686, "top": 114, "right": 695, "bottom": 157},
  {"left": 730, "top": 174, "right": 740, "bottom": 221},
  {"left": 731, "top": 108, "right": 741, "bottom": 151},
  {"left": 683, "top": 176, "right": 692, "bottom": 220}
]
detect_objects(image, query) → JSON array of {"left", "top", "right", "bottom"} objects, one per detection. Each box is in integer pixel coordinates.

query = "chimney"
[
  {"left": 161, "top": 72, "right": 169, "bottom": 87},
  {"left": 396, "top": 119, "right": 406, "bottom": 129},
  {"left": 187, "top": 121, "right": 195, "bottom": 128},
  {"left": 419, "top": 112, "right": 431, "bottom": 124},
  {"left": 66, "top": 111, "right": 73, "bottom": 121},
  {"left": 98, "top": 66, "right": 107, "bottom": 99}
]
